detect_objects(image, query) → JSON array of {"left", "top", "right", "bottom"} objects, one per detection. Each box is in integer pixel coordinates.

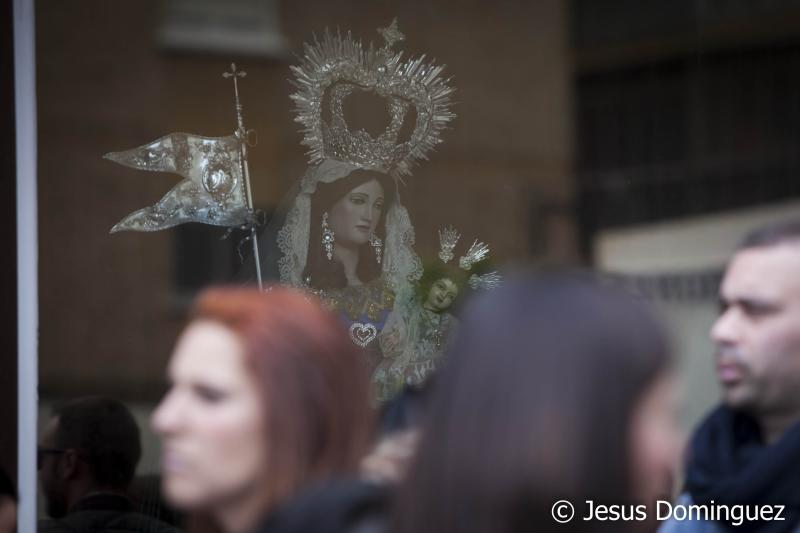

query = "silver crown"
[
  {"left": 432, "top": 226, "right": 502, "bottom": 290},
  {"left": 290, "top": 19, "right": 455, "bottom": 177}
]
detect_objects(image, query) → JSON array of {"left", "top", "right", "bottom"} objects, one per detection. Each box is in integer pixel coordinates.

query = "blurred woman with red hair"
[{"left": 152, "top": 287, "right": 374, "bottom": 533}]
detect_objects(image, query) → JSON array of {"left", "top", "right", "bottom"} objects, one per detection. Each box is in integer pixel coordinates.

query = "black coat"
[
  {"left": 255, "top": 479, "right": 388, "bottom": 533},
  {"left": 38, "top": 493, "right": 181, "bottom": 533}
]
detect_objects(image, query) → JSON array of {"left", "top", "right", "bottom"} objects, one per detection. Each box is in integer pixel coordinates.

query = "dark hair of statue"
[
  {"left": 393, "top": 274, "right": 672, "bottom": 533},
  {"left": 303, "top": 170, "right": 395, "bottom": 289},
  {"left": 415, "top": 261, "right": 467, "bottom": 311}
]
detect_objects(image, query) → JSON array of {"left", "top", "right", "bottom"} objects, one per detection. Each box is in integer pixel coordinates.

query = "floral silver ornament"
[
  {"left": 468, "top": 271, "right": 502, "bottom": 290},
  {"left": 438, "top": 226, "right": 460, "bottom": 263},
  {"left": 290, "top": 18, "right": 455, "bottom": 177},
  {"left": 459, "top": 240, "right": 490, "bottom": 270},
  {"left": 106, "top": 133, "right": 250, "bottom": 232}
]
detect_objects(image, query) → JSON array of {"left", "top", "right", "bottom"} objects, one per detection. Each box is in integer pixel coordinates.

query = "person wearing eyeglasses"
[{"left": 38, "top": 396, "right": 179, "bottom": 533}]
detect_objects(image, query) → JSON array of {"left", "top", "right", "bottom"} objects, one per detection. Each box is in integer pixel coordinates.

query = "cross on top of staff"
[{"left": 223, "top": 63, "right": 246, "bottom": 80}]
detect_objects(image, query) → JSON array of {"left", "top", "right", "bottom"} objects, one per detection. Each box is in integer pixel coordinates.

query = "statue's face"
[
  {"left": 327, "top": 178, "right": 385, "bottom": 248},
  {"left": 424, "top": 277, "right": 459, "bottom": 313}
]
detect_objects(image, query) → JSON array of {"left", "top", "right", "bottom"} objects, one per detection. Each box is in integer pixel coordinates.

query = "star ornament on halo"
[{"left": 377, "top": 18, "right": 405, "bottom": 48}]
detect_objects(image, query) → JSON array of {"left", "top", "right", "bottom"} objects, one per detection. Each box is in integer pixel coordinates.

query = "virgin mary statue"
[{"left": 255, "top": 20, "right": 455, "bottom": 399}]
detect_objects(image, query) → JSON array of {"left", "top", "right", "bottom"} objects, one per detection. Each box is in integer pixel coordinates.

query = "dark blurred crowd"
[{"left": 10, "top": 218, "right": 799, "bottom": 533}]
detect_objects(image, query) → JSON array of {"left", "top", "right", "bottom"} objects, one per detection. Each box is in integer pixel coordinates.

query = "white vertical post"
[{"left": 14, "top": 0, "right": 38, "bottom": 530}]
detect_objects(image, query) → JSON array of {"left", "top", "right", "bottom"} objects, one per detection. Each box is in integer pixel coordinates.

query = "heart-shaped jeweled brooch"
[{"left": 349, "top": 322, "right": 378, "bottom": 347}]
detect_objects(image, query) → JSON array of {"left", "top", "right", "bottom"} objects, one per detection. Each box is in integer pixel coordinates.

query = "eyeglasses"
[{"left": 37, "top": 447, "right": 65, "bottom": 470}]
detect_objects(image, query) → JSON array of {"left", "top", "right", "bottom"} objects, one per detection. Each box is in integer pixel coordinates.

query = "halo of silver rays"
[{"left": 290, "top": 23, "right": 455, "bottom": 177}]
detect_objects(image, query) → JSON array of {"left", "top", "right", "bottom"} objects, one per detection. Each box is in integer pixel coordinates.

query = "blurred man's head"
[
  {"left": 711, "top": 219, "right": 800, "bottom": 437},
  {"left": 38, "top": 396, "right": 142, "bottom": 518}
]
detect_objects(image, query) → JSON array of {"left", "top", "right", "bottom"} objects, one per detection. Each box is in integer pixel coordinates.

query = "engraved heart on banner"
[{"left": 349, "top": 322, "right": 378, "bottom": 347}]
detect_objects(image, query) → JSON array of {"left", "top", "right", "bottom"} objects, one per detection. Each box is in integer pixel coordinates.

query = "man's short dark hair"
[
  {"left": 52, "top": 396, "right": 142, "bottom": 489},
  {"left": 737, "top": 218, "right": 800, "bottom": 251}
]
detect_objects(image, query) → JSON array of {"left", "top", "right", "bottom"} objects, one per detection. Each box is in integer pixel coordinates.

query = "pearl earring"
[
  {"left": 370, "top": 233, "right": 382, "bottom": 264},
  {"left": 321, "top": 212, "right": 335, "bottom": 261}
]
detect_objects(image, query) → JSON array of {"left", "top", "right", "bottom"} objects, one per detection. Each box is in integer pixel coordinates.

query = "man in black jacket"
[
  {"left": 660, "top": 219, "right": 800, "bottom": 533},
  {"left": 38, "top": 396, "right": 179, "bottom": 533}
]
